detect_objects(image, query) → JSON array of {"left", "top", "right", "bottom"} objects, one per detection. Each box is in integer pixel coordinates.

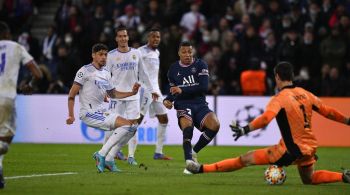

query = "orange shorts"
[{"left": 260, "top": 142, "right": 317, "bottom": 167}]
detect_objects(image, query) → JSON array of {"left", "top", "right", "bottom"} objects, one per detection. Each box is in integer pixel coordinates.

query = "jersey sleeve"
[
  {"left": 164, "top": 65, "right": 177, "bottom": 102},
  {"left": 180, "top": 59, "right": 209, "bottom": 94},
  {"left": 18, "top": 44, "right": 34, "bottom": 66},
  {"left": 307, "top": 91, "right": 348, "bottom": 124},
  {"left": 73, "top": 67, "right": 87, "bottom": 86},
  {"left": 105, "top": 53, "right": 113, "bottom": 72},
  {"left": 137, "top": 50, "right": 154, "bottom": 92}
]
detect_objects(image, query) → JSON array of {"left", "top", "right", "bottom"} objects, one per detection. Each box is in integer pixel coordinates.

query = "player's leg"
[
  {"left": 298, "top": 162, "right": 344, "bottom": 185},
  {"left": 152, "top": 100, "right": 171, "bottom": 160},
  {"left": 178, "top": 110, "right": 195, "bottom": 162},
  {"left": 192, "top": 107, "right": 220, "bottom": 156},
  {"left": 0, "top": 98, "right": 15, "bottom": 188},
  {"left": 124, "top": 100, "right": 140, "bottom": 165}
]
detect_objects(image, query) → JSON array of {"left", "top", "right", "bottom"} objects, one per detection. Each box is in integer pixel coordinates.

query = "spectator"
[{"left": 179, "top": 2, "right": 205, "bottom": 41}]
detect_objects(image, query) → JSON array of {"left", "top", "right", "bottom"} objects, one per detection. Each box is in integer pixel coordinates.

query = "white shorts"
[
  {"left": 140, "top": 90, "right": 167, "bottom": 118},
  {"left": 109, "top": 99, "right": 140, "bottom": 120},
  {"left": 80, "top": 109, "right": 119, "bottom": 131},
  {"left": 0, "top": 97, "right": 16, "bottom": 137}
]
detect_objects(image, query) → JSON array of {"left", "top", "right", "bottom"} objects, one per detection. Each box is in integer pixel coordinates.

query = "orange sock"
[
  {"left": 311, "top": 170, "right": 342, "bottom": 185},
  {"left": 203, "top": 157, "right": 244, "bottom": 173}
]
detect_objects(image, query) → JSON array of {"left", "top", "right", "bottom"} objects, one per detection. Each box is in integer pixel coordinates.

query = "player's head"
[
  {"left": 0, "top": 21, "right": 11, "bottom": 40},
  {"left": 92, "top": 43, "right": 108, "bottom": 68},
  {"left": 147, "top": 28, "right": 161, "bottom": 49},
  {"left": 115, "top": 26, "right": 129, "bottom": 48},
  {"left": 178, "top": 41, "right": 194, "bottom": 65},
  {"left": 274, "top": 61, "right": 294, "bottom": 88}
]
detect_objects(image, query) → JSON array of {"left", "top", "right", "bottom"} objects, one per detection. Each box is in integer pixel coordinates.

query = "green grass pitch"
[{"left": 2, "top": 144, "right": 349, "bottom": 194}]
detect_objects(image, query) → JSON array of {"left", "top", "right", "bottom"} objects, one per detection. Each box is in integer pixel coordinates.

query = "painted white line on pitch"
[{"left": 5, "top": 172, "right": 78, "bottom": 180}]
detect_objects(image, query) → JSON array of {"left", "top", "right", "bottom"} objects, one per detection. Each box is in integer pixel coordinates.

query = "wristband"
[{"left": 243, "top": 125, "right": 251, "bottom": 134}]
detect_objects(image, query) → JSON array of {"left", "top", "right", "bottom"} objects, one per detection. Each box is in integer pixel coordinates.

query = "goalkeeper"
[{"left": 186, "top": 62, "right": 350, "bottom": 185}]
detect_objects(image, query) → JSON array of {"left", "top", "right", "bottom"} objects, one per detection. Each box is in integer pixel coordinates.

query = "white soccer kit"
[
  {"left": 106, "top": 48, "right": 155, "bottom": 119},
  {"left": 138, "top": 45, "right": 167, "bottom": 117},
  {"left": 74, "top": 64, "right": 118, "bottom": 131},
  {"left": 0, "top": 40, "right": 33, "bottom": 136}
]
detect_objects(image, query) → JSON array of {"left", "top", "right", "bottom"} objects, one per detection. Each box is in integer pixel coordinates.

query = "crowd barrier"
[{"left": 13, "top": 95, "right": 350, "bottom": 146}]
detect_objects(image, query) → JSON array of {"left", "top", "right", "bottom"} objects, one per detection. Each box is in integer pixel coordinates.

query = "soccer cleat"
[
  {"left": 127, "top": 157, "right": 138, "bottom": 166},
  {"left": 185, "top": 159, "right": 201, "bottom": 174},
  {"left": 105, "top": 160, "right": 122, "bottom": 172},
  {"left": 153, "top": 153, "right": 173, "bottom": 160},
  {"left": 342, "top": 168, "right": 350, "bottom": 183},
  {"left": 115, "top": 151, "right": 127, "bottom": 161},
  {"left": 93, "top": 152, "right": 105, "bottom": 173},
  {"left": 0, "top": 167, "right": 4, "bottom": 189},
  {"left": 183, "top": 168, "right": 193, "bottom": 175}
]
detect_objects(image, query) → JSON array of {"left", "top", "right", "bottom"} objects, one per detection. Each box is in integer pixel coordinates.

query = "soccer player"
[
  {"left": 66, "top": 43, "right": 141, "bottom": 172},
  {"left": 105, "top": 26, "right": 159, "bottom": 165},
  {"left": 132, "top": 28, "right": 172, "bottom": 160},
  {"left": 163, "top": 41, "right": 220, "bottom": 173},
  {"left": 186, "top": 62, "right": 350, "bottom": 185},
  {"left": 0, "top": 21, "right": 43, "bottom": 188}
]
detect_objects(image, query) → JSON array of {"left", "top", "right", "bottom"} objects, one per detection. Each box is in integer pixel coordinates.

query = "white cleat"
[
  {"left": 183, "top": 168, "right": 193, "bottom": 175},
  {"left": 186, "top": 160, "right": 201, "bottom": 174}
]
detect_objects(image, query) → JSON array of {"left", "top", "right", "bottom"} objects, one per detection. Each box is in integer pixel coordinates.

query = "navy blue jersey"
[{"left": 165, "top": 58, "right": 209, "bottom": 108}]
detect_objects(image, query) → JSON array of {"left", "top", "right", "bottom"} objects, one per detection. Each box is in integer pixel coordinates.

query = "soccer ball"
[{"left": 264, "top": 165, "right": 286, "bottom": 185}]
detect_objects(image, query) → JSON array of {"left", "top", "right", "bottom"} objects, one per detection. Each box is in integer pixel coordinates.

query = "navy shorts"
[{"left": 176, "top": 103, "right": 213, "bottom": 131}]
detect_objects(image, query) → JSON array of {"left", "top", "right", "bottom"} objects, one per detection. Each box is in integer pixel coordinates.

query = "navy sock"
[
  {"left": 193, "top": 128, "right": 218, "bottom": 153},
  {"left": 182, "top": 126, "right": 193, "bottom": 160}
]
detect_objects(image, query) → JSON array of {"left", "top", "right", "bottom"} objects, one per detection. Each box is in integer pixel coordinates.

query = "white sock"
[
  {"left": 128, "top": 131, "right": 138, "bottom": 158},
  {"left": 99, "top": 126, "right": 130, "bottom": 157},
  {"left": 0, "top": 155, "right": 3, "bottom": 168},
  {"left": 155, "top": 123, "right": 167, "bottom": 154},
  {"left": 105, "top": 130, "right": 136, "bottom": 161},
  {"left": 103, "top": 131, "right": 113, "bottom": 144}
]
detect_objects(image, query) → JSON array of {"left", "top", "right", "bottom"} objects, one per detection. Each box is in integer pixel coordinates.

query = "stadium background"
[{"left": 1, "top": 0, "right": 350, "bottom": 96}]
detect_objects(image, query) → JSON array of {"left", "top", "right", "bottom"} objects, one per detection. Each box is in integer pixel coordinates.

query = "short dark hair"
[
  {"left": 0, "top": 21, "right": 10, "bottom": 35},
  {"left": 178, "top": 41, "right": 192, "bottom": 51},
  {"left": 149, "top": 27, "right": 160, "bottom": 33},
  {"left": 274, "top": 61, "right": 294, "bottom": 81},
  {"left": 92, "top": 43, "right": 108, "bottom": 53},
  {"left": 115, "top": 25, "right": 127, "bottom": 34}
]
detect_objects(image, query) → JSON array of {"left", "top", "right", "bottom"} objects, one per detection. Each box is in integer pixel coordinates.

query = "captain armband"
[{"left": 68, "top": 97, "right": 75, "bottom": 101}]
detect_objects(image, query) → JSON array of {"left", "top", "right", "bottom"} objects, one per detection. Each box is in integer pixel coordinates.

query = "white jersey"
[
  {"left": 74, "top": 63, "right": 114, "bottom": 116},
  {"left": 105, "top": 48, "right": 154, "bottom": 101},
  {"left": 0, "top": 40, "right": 33, "bottom": 100},
  {"left": 138, "top": 45, "right": 162, "bottom": 96}
]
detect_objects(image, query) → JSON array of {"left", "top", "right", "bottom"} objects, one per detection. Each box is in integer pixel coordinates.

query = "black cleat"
[{"left": 342, "top": 168, "right": 350, "bottom": 183}]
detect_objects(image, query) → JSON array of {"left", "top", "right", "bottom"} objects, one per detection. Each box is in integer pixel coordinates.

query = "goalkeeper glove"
[{"left": 230, "top": 120, "right": 251, "bottom": 141}]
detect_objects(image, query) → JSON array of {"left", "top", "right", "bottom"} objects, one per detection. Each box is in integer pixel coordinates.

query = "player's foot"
[
  {"left": 192, "top": 152, "right": 198, "bottom": 163},
  {"left": 115, "top": 151, "right": 127, "bottom": 161},
  {"left": 183, "top": 168, "right": 193, "bottom": 175},
  {"left": 0, "top": 167, "right": 5, "bottom": 189},
  {"left": 127, "top": 157, "right": 138, "bottom": 166},
  {"left": 186, "top": 160, "right": 201, "bottom": 174},
  {"left": 105, "top": 160, "right": 122, "bottom": 172},
  {"left": 153, "top": 153, "right": 172, "bottom": 160},
  {"left": 342, "top": 168, "right": 350, "bottom": 183},
  {"left": 93, "top": 152, "right": 105, "bottom": 173}
]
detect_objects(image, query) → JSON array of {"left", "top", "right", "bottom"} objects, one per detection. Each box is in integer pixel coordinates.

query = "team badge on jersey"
[
  {"left": 77, "top": 71, "right": 84, "bottom": 78},
  {"left": 191, "top": 67, "right": 197, "bottom": 73},
  {"left": 115, "top": 57, "right": 120, "bottom": 61},
  {"left": 132, "top": 55, "right": 136, "bottom": 60}
]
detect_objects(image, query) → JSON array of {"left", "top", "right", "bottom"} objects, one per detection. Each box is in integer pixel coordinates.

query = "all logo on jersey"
[{"left": 183, "top": 75, "right": 195, "bottom": 85}]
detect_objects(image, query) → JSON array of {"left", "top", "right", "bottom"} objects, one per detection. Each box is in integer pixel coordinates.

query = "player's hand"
[
  {"left": 132, "top": 83, "right": 141, "bottom": 94},
  {"left": 104, "top": 94, "right": 110, "bottom": 103},
  {"left": 66, "top": 116, "right": 75, "bottom": 125},
  {"left": 230, "top": 120, "right": 248, "bottom": 141},
  {"left": 20, "top": 84, "right": 34, "bottom": 95},
  {"left": 163, "top": 100, "right": 173, "bottom": 109},
  {"left": 152, "top": 93, "right": 159, "bottom": 101},
  {"left": 170, "top": 86, "right": 182, "bottom": 95}
]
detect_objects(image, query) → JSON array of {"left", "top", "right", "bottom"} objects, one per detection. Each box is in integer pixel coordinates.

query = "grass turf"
[{"left": 1, "top": 144, "right": 349, "bottom": 194}]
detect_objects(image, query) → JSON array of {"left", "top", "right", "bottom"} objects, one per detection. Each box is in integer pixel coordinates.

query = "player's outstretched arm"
[
  {"left": 66, "top": 83, "right": 80, "bottom": 125},
  {"left": 108, "top": 82, "right": 141, "bottom": 99},
  {"left": 315, "top": 104, "right": 350, "bottom": 126}
]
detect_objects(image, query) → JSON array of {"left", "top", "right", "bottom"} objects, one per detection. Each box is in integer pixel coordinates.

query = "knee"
[{"left": 0, "top": 141, "right": 9, "bottom": 155}]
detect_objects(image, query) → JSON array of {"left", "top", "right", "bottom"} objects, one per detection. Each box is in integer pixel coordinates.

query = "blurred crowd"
[{"left": 1, "top": 0, "right": 350, "bottom": 96}]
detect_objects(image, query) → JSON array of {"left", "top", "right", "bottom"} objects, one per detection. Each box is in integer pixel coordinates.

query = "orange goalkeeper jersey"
[{"left": 251, "top": 85, "right": 348, "bottom": 158}]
